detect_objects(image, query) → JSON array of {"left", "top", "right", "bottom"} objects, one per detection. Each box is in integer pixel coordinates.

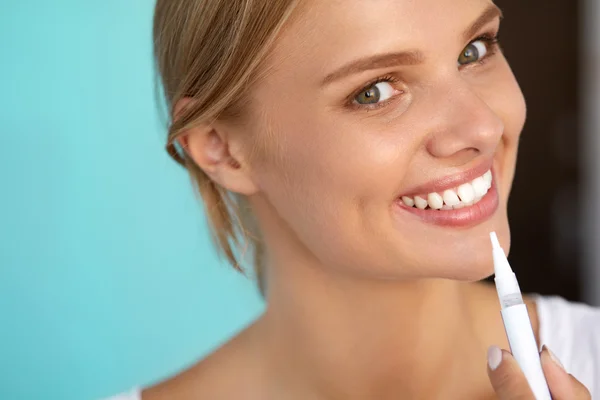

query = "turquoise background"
[{"left": 0, "top": 1, "right": 264, "bottom": 399}]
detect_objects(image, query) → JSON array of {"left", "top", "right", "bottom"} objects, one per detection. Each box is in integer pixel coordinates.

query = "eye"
[
  {"left": 354, "top": 81, "right": 396, "bottom": 105},
  {"left": 458, "top": 39, "right": 490, "bottom": 66}
]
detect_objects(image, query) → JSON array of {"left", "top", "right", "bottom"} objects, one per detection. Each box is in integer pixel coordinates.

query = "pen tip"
[{"left": 490, "top": 231, "right": 501, "bottom": 249}]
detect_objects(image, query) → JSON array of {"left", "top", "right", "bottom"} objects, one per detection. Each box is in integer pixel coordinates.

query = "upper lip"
[{"left": 398, "top": 159, "right": 493, "bottom": 197}]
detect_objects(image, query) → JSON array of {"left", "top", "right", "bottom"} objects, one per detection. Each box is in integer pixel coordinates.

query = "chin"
[
  {"left": 444, "top": 258, "right": 496, "bottom": 282},
  {"left": 377, "top": 208, "right": 512, "bottom": 283}
]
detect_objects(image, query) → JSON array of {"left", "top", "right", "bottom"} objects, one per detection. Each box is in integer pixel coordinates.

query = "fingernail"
[
  {"left": 487, "top": 345, "right": 503, "bottom": 370},
  {"left": 544, "top": 345, "right": 566, "bottom": 372}
]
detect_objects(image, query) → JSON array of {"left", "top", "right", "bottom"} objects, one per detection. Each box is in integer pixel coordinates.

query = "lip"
[
  {"left": 393, "top": 171, "right": 499, "bottom": 228},
  {"left": 398, "top": 159, "right": 493, "bottom": 198}
]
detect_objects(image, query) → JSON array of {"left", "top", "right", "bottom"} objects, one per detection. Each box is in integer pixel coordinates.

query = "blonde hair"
[{"left": 152, "top": 0, "right": 299, "bottom": 291}]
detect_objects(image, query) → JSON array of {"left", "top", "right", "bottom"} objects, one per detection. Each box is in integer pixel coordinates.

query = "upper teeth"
[{"left": 401, "top": 170, "right": 492, "bottom": 210}]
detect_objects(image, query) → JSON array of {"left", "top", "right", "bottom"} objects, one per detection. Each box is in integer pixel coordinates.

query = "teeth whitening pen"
[{"left": 489, "top": 232, "right": 551, "bottom": 399}]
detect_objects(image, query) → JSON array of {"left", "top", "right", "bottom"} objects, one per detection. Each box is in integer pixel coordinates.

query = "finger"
[
  {"left": 540, "top": 346, "right": 591, "bottom": 399},
  {"left": 487, "top": 346, "right": 535, "bottom": 400}
]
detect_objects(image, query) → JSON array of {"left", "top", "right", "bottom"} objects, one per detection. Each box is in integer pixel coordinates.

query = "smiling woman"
[{"left": 107, "top": 0, "right": 599, "bottom": 398}]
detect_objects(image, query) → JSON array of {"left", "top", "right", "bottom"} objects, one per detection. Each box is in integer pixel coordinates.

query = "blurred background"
[
  {"left": 0, "top": 1, "right": 598, "bottom": 399},
  {"left": 494, "top": 0, "right": 600, "bottom": 306}
]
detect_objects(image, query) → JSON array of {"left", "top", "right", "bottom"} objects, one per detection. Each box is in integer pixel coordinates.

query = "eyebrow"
[
  {"left": 462, "top": 4, "right": 503, "bottom": 42},
  {"left": 320, "top": 4, "right": 503, "bottom": 87}
]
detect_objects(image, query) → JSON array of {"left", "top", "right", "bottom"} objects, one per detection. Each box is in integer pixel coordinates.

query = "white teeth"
[
  {"left": 442, "top": 189, "right": 460, "bottom": 207},
  {"left": 400, "top": 169, "right": 493, "bottom": 211},
  {"left": 457, "top": 183, "right": 475, "bottom": 204},
  {"left": 401, "top": 196, "right": 415, "bottom": 207},
  {"left": 414, "top": 196, "right": 428, "bottom": 210},
  {"left": 427, "top": 193, "right": 444, "bottom": 210},
  {"left": 472, "top": 177, "right": 488, "bottom": 198},
  {"left": 483, "top": 170, "right": 492, "bottom": 188}
]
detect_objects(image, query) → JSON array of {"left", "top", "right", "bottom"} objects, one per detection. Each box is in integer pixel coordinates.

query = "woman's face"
[{"left": 244, "top": 0, "right": 526, "bottom": 280}]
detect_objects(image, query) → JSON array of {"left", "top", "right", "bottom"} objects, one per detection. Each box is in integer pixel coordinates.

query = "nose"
[{"left": 424, "top": 81, "right": 504, "bottom": 164}]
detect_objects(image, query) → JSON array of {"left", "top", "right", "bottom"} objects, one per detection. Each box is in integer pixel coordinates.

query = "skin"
[{"left": 144, "top": 0, "right": 591, "bottom": 398}]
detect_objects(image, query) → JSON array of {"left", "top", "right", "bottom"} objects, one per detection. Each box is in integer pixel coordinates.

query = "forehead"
[{"left": 266, "top": 0, "right": 496, "bottom": 78}]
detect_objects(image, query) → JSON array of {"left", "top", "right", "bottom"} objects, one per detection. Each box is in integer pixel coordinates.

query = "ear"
[{"left": 173, "top": 98, "right": 258, "bottom": 196}]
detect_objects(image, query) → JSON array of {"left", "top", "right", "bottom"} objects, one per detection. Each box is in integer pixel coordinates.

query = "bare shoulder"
[{"left": 142, "top": 322, "right": 268, "bottom": 400}]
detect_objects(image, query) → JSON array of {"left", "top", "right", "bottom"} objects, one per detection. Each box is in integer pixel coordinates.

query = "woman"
[{"left": 110, "top": 0, "right": 599, "bottom": 398}]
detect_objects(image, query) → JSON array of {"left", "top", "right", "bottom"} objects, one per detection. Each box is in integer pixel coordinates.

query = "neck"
[{"left": 261, "top": 259, "right": 497, "bottom": 399}]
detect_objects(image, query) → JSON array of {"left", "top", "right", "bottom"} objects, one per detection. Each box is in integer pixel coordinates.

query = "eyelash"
[
  {"left": 348, "top": 32, "right": 501, "bottom": 111},
  {"left": 469, "top": 32, "right": 501, "bottom": 66}
]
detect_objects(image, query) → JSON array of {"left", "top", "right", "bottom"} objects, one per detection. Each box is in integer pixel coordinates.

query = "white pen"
[{"left": 489, "top": 232, "right": 551, "bottom": 400}]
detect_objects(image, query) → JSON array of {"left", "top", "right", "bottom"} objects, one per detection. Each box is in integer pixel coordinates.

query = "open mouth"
[
  {"left": 393, "top": 164, "right": 499, "bottom": 227},
  {"left": 400, "top": 170, "right": 493, "bottom": 211}
]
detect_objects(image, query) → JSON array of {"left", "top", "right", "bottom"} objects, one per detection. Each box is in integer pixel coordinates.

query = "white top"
[
  {"left": 103, "top": 295, "right": 600, "bottom": 400},
  {"left": 534, "top": 295, "right": 600, "bottom": 396}
]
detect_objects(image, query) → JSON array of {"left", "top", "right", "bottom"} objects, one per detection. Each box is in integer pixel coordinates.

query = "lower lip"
[{"left": 393, "top": 181, "right": 499, "bottom": 228}]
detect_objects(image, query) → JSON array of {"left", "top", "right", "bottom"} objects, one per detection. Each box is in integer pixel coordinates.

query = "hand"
[{"left": 487, "top": 345, "right": 591, "bottom": 399}]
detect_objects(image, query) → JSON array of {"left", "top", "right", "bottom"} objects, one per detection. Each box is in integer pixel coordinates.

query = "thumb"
[
  {"left": 487, "top": 346, "right": 535, "bottom": 399},
  {"left": 540, "top": 346, "right": 591, "bottom": 399}
]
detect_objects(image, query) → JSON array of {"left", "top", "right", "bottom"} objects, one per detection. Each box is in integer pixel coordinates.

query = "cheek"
[
  {"left": 504, "top": 86, "right": 526, "bottom": 142},
  {"left": 486, "top": 64, "right": 527, "bottom": 143},
  {"left": 254, "top": 111, "right": 412, "bottom": 267},
  {"left": 273, "top": 118, "right": 412, "bottom": 208},
  {"left": 480, "top": 65, "right": 526, "bottom": 196}
]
